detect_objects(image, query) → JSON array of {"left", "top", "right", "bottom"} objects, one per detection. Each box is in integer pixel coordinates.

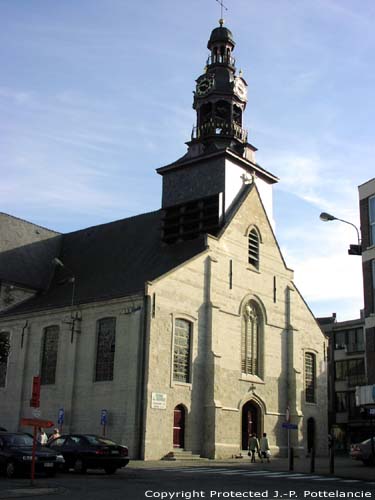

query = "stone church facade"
[{"left": 0, "top": 21, "right": 328, "bottom": 459}]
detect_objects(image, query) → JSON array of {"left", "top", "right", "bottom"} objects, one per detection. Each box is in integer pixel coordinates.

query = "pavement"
[{"left": 0, "top": 455, "right": 373, "bottom": 498}]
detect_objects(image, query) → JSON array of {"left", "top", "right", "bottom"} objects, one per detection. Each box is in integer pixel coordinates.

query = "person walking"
[
  {"left": 260, "top": 432, "right": 271, "bottom": 463},
  {"left": 248, "top": 433, "right": 260, "bottom": 463},
  {"left": 48, "top": 428, "right": 61, "bottom": 443},
  {"left": 36, "top": 427, "right": 48, "bottom": 445}
]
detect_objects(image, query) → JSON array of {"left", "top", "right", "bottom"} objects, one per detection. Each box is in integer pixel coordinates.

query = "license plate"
[
  {"left": 111, "top": 451, "right": 119, "bottom": 455},
  {"left": 44, "top": 462, "right": 54, "bottom": 468}
]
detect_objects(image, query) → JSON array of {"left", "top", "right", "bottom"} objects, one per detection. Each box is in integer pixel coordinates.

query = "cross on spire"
[{"left": 215, "top": 0, "right": 228, "bottom": 22}]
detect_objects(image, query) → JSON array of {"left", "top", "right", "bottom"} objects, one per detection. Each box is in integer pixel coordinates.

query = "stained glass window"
[
  {"left": 41, "top": 326, "right": 59, "bottom": 385},
  {"left": 173, "top": 319, "right": 192, "bottom": 383},
  {"left": 95, "top": 318, "right": 116, "bottom": 382}
]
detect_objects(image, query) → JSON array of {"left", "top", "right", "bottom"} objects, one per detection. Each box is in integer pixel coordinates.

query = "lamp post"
[
  {"left": 319, "top": 212, "right": 362, "bottom": 255},
  {"left": 53, "top": 258, "right": 76, "bottom": 307},
  {"left": 53, "top": 258, "right": 80, "bottom": 342}
]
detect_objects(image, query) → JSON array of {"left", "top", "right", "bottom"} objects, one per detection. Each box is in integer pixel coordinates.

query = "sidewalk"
[{"left": 128, "top": 454, "right": 374, "bottom": 482}]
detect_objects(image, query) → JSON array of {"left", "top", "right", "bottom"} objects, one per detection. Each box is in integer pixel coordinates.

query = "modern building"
[
  {"left": 318, "top": 314, "right": 367, "bottom": 450},
  {"left": 0, "top": 21, "right": 328, "bottom": 459},
  {"left": 359, "top": 178, "right": 375, "bottom": 385}
]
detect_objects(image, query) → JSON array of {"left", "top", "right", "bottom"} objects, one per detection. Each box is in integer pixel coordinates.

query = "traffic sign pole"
[{"left": 30, "top": 426, "right": 37, "bottom": 486}]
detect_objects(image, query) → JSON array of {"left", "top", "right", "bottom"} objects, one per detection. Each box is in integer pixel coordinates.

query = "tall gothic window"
[
  {"left": 248, "top": 229, "right": 260, "bottom": 268},
  {"left": 173, "top": 319, "right": 192, "bottom": 383},
  {"left": 41, "top": 326, "right": 59, "bottom": 385},
  {"left": 305, "top": 352, "right": 316, "bottom": 403},
  {"left": 95, "top": 317, "right": 116, "bottom": 382},
  {"left": 0, "top": 332, "right": 10, "bottom": 387},
  {"left": 242, "top": 303, "right": 259, "bottom": 375}
]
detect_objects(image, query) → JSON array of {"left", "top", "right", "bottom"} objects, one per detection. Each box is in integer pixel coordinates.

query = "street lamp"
[
  {"left": 319, "top": 212, "right": 362, "bottom": 255},
  {"left": 52, "top": 257, "right": 76, "bottom": 307}
]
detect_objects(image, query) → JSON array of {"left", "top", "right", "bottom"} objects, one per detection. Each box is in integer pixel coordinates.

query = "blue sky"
[{"left": 1, "top": 0, "right": 373, "bottom": 321}]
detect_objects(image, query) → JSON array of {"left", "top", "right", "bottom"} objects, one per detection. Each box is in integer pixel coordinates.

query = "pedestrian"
[
  {"left": 36, "top": 427, "right": 48, "bottom": 445},
  {"left": 260, "top": 432, "right": 271, "bottom": 463},
  {"left": 248, "top": 433, "right": 260, "bottom": 463},
  {"left": 48, "top": 428, "right": 61, "bottom": 443}
]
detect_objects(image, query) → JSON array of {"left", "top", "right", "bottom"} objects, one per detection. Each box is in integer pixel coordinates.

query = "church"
[{"left": 0, "top": 20, "right": 328, "bottom": 459}]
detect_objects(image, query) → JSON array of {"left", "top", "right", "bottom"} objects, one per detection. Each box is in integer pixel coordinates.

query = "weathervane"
[{"left": 215, "top": 0, "right": 228, "bottom": 24}]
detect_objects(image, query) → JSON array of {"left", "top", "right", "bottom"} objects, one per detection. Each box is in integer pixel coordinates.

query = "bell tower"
[
  {"left": 157, "top": 21, "right": 278, "bottom": 244},
  {"left": 192, "top": 19, "right": 248, "bottom": 155}
]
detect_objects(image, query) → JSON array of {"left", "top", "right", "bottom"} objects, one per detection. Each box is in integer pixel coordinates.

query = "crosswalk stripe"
[
  {"left": 341, "top": 480, "right": 360, "bottom": 483},
  {"left": 311, "top": 477, "right": 337, "bottom": 481}
]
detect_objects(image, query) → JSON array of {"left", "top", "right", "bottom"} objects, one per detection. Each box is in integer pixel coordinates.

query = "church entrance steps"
[{"left": 162, "top": 449, "right": 202, "bottom": 461}]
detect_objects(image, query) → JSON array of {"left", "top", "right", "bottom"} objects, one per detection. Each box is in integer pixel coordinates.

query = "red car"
[{"left": 47, "top": 434, "right": 129, "bottom": 474}]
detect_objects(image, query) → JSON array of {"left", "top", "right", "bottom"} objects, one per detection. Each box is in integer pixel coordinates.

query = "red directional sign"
[{"left": 21, "top": 418, "right": 54, "bottom": 428}]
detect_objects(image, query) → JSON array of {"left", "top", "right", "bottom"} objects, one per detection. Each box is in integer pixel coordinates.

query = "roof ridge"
[
  {"left": 0, "top": 212, "right": 60, "bottom": 234},
  {"left": 64, "top": 208, "right": 162, "bottom": 236}
]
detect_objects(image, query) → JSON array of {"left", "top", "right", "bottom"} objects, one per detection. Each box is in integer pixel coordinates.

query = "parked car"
[
  {"left": 0, "top": 432, "right": 64, "bottom": 478},
  {"left": 47, "top": 434, "right": 129, "bottom": 474},
  {"left": 350, "top": 438, "right": 375, "bottom": 466}
]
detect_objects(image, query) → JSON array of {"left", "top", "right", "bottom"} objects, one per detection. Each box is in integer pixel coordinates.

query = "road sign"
[
  {"left": 32, "top": 408, "right": 41, "bottom": 418},
  {"left": 21, "top": 418, "right": 54, "bottom": 428},
  {"left": 100, "top": 409, "right": 108, "bottom": 425},
  {"left": 282, "top": 422, "right": 298, "bottom": 430},
  {"left": 58, "top": 408, "right": 64, "bottom": 425},
  {"left": 369, "top": 408, "right": 375, "bottom": 416},
  {"left": 30, "top": 376, "right": 41, "bottom": 408}
]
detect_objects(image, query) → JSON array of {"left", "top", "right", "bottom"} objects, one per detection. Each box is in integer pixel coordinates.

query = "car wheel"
[
  {"left": 5, "top": 461, "right": 17, "bottom": 479},
  {"left": 104, "top": 467, "right": 117, "bottom": 475},
  {"left": 73, "top": 458, "right": 87, "bottom": 474}
]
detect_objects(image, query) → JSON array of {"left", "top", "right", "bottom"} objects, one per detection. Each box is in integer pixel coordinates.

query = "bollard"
[
  {"left": 289, "top": 446, "right": 294, "bottom": 471},
  {"left": 310, "top": 447, "right": 315, "bottom": 473}
]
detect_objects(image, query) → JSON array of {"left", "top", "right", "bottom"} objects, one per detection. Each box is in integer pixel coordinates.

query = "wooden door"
[
  {"left": 173, "top": 405, "right": 185, "bottom": 448},
  {"left": 242, "top": 401, "right": 258, "bottom": 450}
]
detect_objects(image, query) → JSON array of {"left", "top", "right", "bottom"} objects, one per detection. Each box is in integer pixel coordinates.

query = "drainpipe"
[{"left": 138, "top": 292, "right": 151, "bottom": 459}]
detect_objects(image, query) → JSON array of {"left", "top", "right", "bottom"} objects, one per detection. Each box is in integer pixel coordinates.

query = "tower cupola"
[{"left": 191, "top": 20, "right": 249, "bottom": 155}]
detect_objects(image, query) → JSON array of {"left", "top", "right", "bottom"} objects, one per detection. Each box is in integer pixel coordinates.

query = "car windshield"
[
  {"left": 3, "top": 434, "right": 34, "bottom": 447},
  {"left": 84, "top": 435, "right": 117, "bottom": 446}
]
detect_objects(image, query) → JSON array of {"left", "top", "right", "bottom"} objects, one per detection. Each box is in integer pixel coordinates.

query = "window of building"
[
  {"left": 335, "top": 392, "right": 347, "bottom": 412},
  {"left": 248, "top": 229, "right": 260, "bottom": 268},
  {"left": 372, "top": 260, "right": 375, "bottom": 313},
  {"left": 305, "top": 352, "right": 316, "bottom": 403},
  {"left": 173, "top": 319, "right": 192, "bottom": 383},
  {"left": 369, "top": 196, "right": 375, "bottom": 246},
  {"left": 40, "top": 326, "right": 59, "bottom": 385},
  {"left": 335, "top": 358, "right": 366, "bottom": 386},
  {"left": 95, "top": 317, "right": 116, "bottom": 382},
  {"left": 242, "top": 302, "right": 260, "bottom": 375},
  {"left": 334, "top": 328, "right": 364, "bottom": 352},
  {"left": 0, "top": 332, "right": 10, "bottom": 387}
]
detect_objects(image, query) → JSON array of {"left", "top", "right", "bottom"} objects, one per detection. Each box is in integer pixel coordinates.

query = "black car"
[
  {"left": 47, "top": 434, "right": 129, "bottom": 474},
  {"left": 0, "top": 432, "right": 64, "bottom": 478}
]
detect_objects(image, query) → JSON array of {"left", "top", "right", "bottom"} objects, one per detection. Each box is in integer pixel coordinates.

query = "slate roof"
[
  {"left": 0, "top": 210, "right": 207, "bottom": 316},
  {"left": 0, "top": 213, "right": 61, "bottom": 290}
]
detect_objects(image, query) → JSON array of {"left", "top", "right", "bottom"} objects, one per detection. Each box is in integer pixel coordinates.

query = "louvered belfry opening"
[
  {"left": 248, "top": 229, "right": 259, "bottom": 268},
  {"left": 162, "top": 193, "right": 221, "bottom": 244}
]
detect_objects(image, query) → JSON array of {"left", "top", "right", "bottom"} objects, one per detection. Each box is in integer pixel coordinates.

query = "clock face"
[
  {"left": 196, "top": 75, "right": 215, "bottom": 96},
  {"left": 234, "top": 78, "right": 247, "bottom": 101}
]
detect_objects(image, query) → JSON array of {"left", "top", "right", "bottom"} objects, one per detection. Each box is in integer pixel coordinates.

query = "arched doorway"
[
  {"left": 307, "top": 417, "right": 315, "bottom": 453},
  {"left": 241, "top": 401, "right": 261, "bottom": 450},
  {"left": 173, "top": 405, "right": 185, "bottom": 448}
]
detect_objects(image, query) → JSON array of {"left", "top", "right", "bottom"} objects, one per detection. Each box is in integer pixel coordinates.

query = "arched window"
[
  {"left": 173, "top": 319, "right": 192, "bottom": 383},
  {"left": 0, "top": 332, "right": 10, "bottom": 387},
  {"left": 41, "top": 326, "right": 59, "bottom": 385},
  {"left": 248, "top": 229, "right": 260, "bottom": 268},
  {"left": 242, "top": 303, "right": 260, "bottom": 375},
  {"left": 305, "top": 352, "right": 316, "bottom": 403},
  {"left": 95, "top": 317, "right": 116, "bottom": 382}
]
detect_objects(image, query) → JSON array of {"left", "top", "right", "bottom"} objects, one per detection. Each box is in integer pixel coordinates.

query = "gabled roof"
[
  {"left": 1, "top": 210, "right": 207, "bottom": 316},
  {"left": 0, "top": 212, "right": 61, "bottom": 290}
]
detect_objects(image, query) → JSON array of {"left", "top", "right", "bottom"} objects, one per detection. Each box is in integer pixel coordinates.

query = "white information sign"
[{"left": 151, "top": 392, "right": 167, "bottom": 409}]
